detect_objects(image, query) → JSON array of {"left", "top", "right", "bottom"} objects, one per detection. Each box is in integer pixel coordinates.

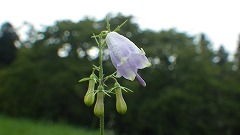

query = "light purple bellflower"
[{"left": 106, "top": 32, "right": 151, "bottom": 86}]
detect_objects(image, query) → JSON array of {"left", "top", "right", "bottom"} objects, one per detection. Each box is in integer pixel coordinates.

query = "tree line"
[{"left": 0, "top": 14, "right": 240, "bottom": 135}]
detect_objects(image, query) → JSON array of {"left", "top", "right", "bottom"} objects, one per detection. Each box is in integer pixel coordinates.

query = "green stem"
[
  {"left": 100, "top": 114, "right": 104, "bottom": 135},
  {"left": 99, "top": 37, "right": 104, "bottom": 135},
  {"left": 99, "top": 40, "right": 104, "bottom": 85}
]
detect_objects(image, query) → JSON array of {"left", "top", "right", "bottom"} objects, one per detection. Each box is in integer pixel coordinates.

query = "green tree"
[
  {"left": 0, "top": 22, "right": 18, "bottom": 65},
  {"left": 234, "top": 34, "right": 240, "bottom": 69}
]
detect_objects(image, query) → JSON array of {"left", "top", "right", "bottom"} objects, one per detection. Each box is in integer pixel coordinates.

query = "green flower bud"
[
  {"left": 94, "top": 86, "right": 104, "bottom": 117},
  {"left": 84, "top": 74, "right": 95, "bottom": 106},
  {"left": 115, "top": 83, "right": 127, "bottom": 114}
]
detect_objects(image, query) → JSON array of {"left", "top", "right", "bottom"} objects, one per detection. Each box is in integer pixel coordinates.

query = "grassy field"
[{"left": 0, "top": 115, "right": 99, "bottom": 135}]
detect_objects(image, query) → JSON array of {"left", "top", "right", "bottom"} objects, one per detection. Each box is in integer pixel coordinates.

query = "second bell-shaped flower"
[{"left": 106, "top": 32, "right": 151, "bottom": 86}]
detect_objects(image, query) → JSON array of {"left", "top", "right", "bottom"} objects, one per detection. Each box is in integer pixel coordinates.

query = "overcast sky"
[{"left": 1, "top": 0, "right": 240, "bottom": 55}]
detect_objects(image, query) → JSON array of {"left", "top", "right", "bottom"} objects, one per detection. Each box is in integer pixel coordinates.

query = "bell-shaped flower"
[{"left": 106, "top": 32, "right": 151, "bottom": 86}]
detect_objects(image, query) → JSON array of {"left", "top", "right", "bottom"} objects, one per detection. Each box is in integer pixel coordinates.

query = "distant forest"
[{"left": 0, "top": 14, "right": 240, "bottom": 135}]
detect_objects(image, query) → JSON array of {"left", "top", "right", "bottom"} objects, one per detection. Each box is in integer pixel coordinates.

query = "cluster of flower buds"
[{"left": 83, "top": 76, "right": 128, "bottom": 116}]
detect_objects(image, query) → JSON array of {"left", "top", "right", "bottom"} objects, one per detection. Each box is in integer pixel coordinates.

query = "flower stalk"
[
  {"left": 80, "top": 18, "right": 150, "bottom": 135},
  {"left": 97, "top": 33, "right": 105, "bottom": 135}
]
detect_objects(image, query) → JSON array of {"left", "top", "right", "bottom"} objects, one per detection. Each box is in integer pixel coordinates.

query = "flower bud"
[
  {"left": 84, "top": 74, "right": 95, "bottom": 106},
  {"left": 94, "top": 86, "right": 104, "bottom": 117},
  {"left": 115, "top": 83, "right": 127, "bottom": 114}
]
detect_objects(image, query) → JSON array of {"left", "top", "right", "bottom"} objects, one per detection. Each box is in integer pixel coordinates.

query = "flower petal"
[
  {"left": 116, "top": 60, "right": 136, "bottom": 81},
  {"left": 128, "top": 53, "right": 151, "bottom": 69},
  {"left": 116, "top": 71, "right": 122, "bottom": 78},
  {"left": 106, "top": 32, "right": 131, "bottom": 58},
  {"left": 109, "top": 52, "right": 119, "bottom": 68},
  {"left": 106, "top": 32, "right": 141, "bottom": 55}
]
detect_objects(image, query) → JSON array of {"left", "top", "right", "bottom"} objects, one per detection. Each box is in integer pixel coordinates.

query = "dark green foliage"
[
  {"left": 0, "top": 22, "right": 18, "bottom": 65},
  {"left": 0, "top": 14, "right": 240, "bottom": 135}
]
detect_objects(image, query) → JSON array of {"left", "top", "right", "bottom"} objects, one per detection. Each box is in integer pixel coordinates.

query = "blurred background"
[{"left": 0, "top": 0, "right": 240, "bottom": 135}]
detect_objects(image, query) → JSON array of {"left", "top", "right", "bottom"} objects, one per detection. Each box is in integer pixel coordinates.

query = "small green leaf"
[
  {"left": 121, "top": 86, "right": 133, "bottom": 92},
  {"left": 103, "top": 90, "right": 111, "bottom": 97},
  {"left": 106, "top": 16, "right": 111, "bottom": 32},
  {"left": 92, "top": 33, "right": 99, "bottom": 45},
  {"left": 113, "top": 20, "right": 128, "bottom": 32},
  {"left": 79, "top": 77, "right": 91, "bottom": 82},
  {"left": 108, "top": 87, "right": 116, "bottom": 93}
]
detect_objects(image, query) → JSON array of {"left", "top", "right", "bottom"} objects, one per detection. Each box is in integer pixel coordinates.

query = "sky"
[{"left": 1, "top": 0, "right": 240, "bottom": 56}]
